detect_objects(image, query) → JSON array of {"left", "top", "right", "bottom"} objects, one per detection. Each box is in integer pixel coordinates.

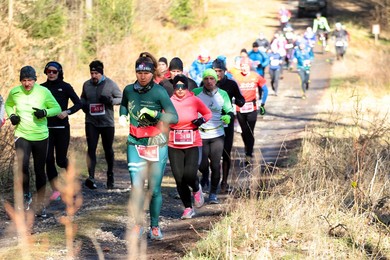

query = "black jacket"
[
  {"left": 41, "top": 78, "right": 82, "bottom": 127},
  {"left": 217, "top": 75, "right": 245, "bottom": 107}
]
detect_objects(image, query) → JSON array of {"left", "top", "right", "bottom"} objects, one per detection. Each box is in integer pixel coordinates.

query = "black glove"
[
  {"left": 32, "top": 107, "right": 47, "bottom": 119},
  {"left": 10, "top": 114, "right": 20, "bottom": 125},
  {"left": 192, "top": 117, "right": 206, "bottom": 127},
  {"left": 99, "top": 95, "right": 112, "bottom": 105},
  {"left": 259, "top": 103, "right": 266, "bottom": 115}
]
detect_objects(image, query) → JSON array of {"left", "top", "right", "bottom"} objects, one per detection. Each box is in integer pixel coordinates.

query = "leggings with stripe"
[{"left": 127, "top": 144, "right": 168, "bottom": 228}]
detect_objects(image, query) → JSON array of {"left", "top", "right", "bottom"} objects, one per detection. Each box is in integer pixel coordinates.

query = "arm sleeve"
[
  {"left": 220, "top": 89, "right": 233, "bottom": 115},
  {"left": 66, "top": 84, "right": 82, "bottom": 114},
  {"left": 119, "top": 88, "right": 129, "bottom": 116},
  {"left": 155, "top": 89, "right": 178, "bottom": 124},
  {"left": 259, "top": 84, "right": 268, "bottom": 105},
  {"left": 110, "top": 82, "right": 123, "bottom": 105},
  {"left": 232, "top": 82, "right": 246, "bottom": 107},
  {"left": 5, "top": 91, "right": 15, "bottom": 117},
  {"left": 44, "top": 89, "right": 62, "bottom": 117}
]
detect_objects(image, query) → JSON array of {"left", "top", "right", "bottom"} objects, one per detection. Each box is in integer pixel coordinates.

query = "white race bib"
[
  {"left": 135, "top": 145, "right": 159, "bottom": 161},
  {"left": 240, "top": 102, "right": 254, "bottom": 113},
  {"left": 173, "top": 130, "right": 194, "bottom": 145}
]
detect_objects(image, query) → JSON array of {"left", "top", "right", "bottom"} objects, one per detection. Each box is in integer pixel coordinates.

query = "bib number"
[
  {"left": 240, "top": 102, "right": 254, "bottom": 113},
  {"left": 90, "top": 103, "right": 105, "bottom": 115},
  {"left": 173, "top": 130, "right": 194, "bottom": 145},
  {"left": 135, "top": 145, "right": 159, "bottom": 161},
  {"left": 335, "top": 41, "right": 344, "bottom": 47},
  {"left": 270, "top": 59, "right": 281, "bottom": 66}
]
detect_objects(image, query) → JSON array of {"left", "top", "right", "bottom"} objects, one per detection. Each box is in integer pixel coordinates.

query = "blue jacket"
[
  {"left": 189, "top": 59, "right": 213, "bottom": 86},
  {"left": 294, "top": 47, "right": 314, "bottom": 69},
  {"left": 248, "top": 50, "right": 269, "bottom": 76}
]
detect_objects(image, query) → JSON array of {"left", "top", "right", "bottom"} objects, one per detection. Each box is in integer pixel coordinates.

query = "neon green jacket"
[{"left": 5, "top": 83, "right": 61, "bottom": 141}]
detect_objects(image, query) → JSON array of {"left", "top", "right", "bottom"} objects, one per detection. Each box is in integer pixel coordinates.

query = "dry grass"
[{"left": 184, "top": 17, "right": 390, "bottom": 260}]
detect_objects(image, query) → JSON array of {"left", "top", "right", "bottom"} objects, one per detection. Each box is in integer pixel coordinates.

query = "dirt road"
[{"left": 0, "top": 0, "right": 335, "bottom": 259}]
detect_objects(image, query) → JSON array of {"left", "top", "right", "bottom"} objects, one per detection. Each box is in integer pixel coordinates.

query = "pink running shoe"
[
  {"left": 181, "top": 207, "right": 195, "bottom": 219},
  {"left": 193, "top": 184, "right": 205, "bottom": 208},
  {"left": 49, "top": 191, "right": 61, "bottom": 201}
]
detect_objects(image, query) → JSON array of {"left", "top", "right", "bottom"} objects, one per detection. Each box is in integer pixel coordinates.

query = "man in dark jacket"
[
  {"left": 160, "top": 57, "right": 198, "bottom": 97},
  {"left": 80, "top": 60, "right": 122, "bottom": 189}
]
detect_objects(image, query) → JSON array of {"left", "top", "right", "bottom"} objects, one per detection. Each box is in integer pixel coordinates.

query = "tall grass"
[{"left": 184, "top": 19, "right": 390, "bottom": 260}]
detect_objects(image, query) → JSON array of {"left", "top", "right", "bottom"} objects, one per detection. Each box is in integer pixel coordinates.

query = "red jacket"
[{"left": 168, "top": 91, "right": 212, "bottom": 149}]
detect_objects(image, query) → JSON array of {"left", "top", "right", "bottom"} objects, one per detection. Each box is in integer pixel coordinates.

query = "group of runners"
[{"left": 0, "top": 7, "right": 350, "bottom": 241}]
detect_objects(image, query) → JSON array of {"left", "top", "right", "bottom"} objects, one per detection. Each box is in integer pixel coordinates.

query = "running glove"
[
  {"left": 140, "top": 107, "right": 157, "bottom": 118},
  {"left": 118, "top": 115, "right": 128, "bottom": 127},
  {"left": 10, "top": 114, "right": 20, "bottom": 125},
  {"left": 259, "top": 103, "right": 266, "bottom": 115},
  {"left": 33, "top": 107, "right": 47, "bottom": 119},
  {"left": 192, "top": 117, "right": 206, "bottom": 127},
  {"left": 221, "top": 115, "right": 231, "bottom": 124},
  {"left": 99, "top": 95, "right": 112, "bottom": 105}
]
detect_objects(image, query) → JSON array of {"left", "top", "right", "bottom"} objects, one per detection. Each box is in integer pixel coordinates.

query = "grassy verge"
[{"left": 184, "top": 19, "right": 390, "bottom": 260}]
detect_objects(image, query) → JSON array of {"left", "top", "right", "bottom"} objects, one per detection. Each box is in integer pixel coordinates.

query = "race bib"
[
  {"left": 135, "top": 145, "right": 159, "bottom": 161},
  {"left": 270, "top": 59, "right": 281, "bottom": 66},
  {"left": 285, "top": 43, "right": 293, "bottom": 49},
  {"left": 173, "top": 130, "right": 194, "bottom": 145},
  {"left": 240, "top": 102, "right": 254, "bottom": 113},
  {"left": 335, "top": 41, "right": 344, "bottom": 47},
  {"left": 89, "top": 103, "right": 105, "bottom": 115},
  {"left": 280, "top": 15, "right": 289, "bottom": 23}
]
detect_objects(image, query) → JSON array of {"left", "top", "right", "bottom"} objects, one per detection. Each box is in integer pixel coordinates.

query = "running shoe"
[
  {"left": 24, "top": 192, "right": 32, "bottom": 210},
  {"left": 129, "top": 225, "right": 144, "bottom": 239},
  {"left": 85, "top": 177, "right": 97, "bottom": 189},
  {"left": 209, "top": 193, "right": 219, "bottom": 204},
  {"left": 49, "top": 191, "right": 61, "bottom": 201},
  {"left": 107, "top": 174, "right": 114, "bottom": 189},
  {"left": 148, "top": 226, "right": 163, "bottom": 240},
  {"left": 181, "top": 207, "right": 195, "bottom": 219},
  {"left": 35, "top": 207, "right": 47, "bottom": 218},
  {"left": 193, "top": 185, "right": 204, "bottom": 208}
]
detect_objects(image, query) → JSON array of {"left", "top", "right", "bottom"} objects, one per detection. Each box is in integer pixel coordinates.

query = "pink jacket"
[{"left": 168, "top": 91, "right": 212, "bottom": 149}]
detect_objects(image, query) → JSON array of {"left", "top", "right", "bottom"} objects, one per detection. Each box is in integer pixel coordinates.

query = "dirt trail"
[{"left": 0, "top": 0, "right": 336, "bottom": 259}]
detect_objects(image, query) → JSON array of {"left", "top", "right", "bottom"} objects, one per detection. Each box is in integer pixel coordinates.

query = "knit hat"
[
  {"left": 172, "top": 74, "right": 188, "bottom": 89},
  {"left": 202, "top": 68, "right": 218, "bottom": 81},
  {"left": 158, "top": 57, "right": 168, "bottom": 65},
  {"left": 20, "top": 66, "right": 37, "bottom": 81},
  {"left": 252, "top": 41, "right": 260, "bottom": 48},
  {"left": 89, "top": 60, "right": 104, "bottom": 75},
  {"left": 169, "top": 57, "right": 184, "bottom": 71},
  {"left": 212, "top": 58, "right": 227, "bottom": 71}
]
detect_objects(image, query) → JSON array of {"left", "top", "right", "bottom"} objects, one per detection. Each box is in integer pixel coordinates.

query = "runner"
[
  {"left": 231, "top": 57, "right": 269, "bottom": 166},
  {"left": 248, "top": 41, "right": 269, "bottom": 77},
  {"left": 41, "top": 61, "right": 82, "bottom": 201},
  {"left": 188, "top": 49, "right": 213, "bottom": 86},
  {"left": 168, "top": 74, "right": 212, "bottom": 219},
  {"left": 268, "top": 45, "right": 283, "bottom": 96},
  {"left": 119, "top": 52, "right": 178, "bottom": 240},
  {"left": 81, "top": 60, "right": 122, "bottom": 190},
  {"left": 294, "top": 42, "right": 314, "bottom": 99},
  {"left": 212, "top": 58, "right": 245, "bottom": 193},
  {"left": 160, "top": 57, "right": 198, "bottom": 97},
  {"left": 193, "top": 69, "right": 234, "bottom": 204},
  {"left": 5, "top": 66, "right": 61, "bottom": 217},
  {"left": 313, "top": 12, "right": 331, "bottom": 51}
]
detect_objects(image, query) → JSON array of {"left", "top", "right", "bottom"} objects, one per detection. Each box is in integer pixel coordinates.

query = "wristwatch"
[{"left": 66, "top": 109, "right": 71, "bottom": 115}]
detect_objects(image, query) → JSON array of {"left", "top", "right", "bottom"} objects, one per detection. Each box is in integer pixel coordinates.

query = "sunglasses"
[
  {"left": 174, "top": 84, "right": 187, "bottom": 90},
  {"left": 46, "top": 69, "right": 58, "bottom": 74}
]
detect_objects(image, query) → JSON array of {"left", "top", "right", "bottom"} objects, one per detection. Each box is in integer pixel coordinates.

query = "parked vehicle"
[{"left": 298, "top": 0, "right": 327, "bottom": 18}]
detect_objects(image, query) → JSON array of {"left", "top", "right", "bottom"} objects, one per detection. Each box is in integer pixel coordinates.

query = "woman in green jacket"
[{"left": 119, "top": 52, "right": 178, "bottom": 240}]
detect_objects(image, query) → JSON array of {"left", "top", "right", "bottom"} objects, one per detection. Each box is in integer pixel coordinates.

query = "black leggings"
[
  {"left": 46, "top": 127, "right": 70, "bottom": 183},
  {"left": 236, "top": 111, "right": 257, "bottom": 157},
  {"left": 85, "top": 123, "right": 115, "bottom": 179},
  {"left": 168, "top": 146, "right": 200, "bottom": 208},
  {"left": 15, "top": 137, "right": 48, "bottom": 203},
  {"left": 222, "top": 116, "right": 235, "bottom": 184},
  {"left": 199, "top": 135, "right": 224, "bottom": 194}
]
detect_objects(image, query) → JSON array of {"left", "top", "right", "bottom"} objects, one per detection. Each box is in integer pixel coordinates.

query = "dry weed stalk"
[{"left": 58, "top": 156, "right": 83, "bottom": 259}]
